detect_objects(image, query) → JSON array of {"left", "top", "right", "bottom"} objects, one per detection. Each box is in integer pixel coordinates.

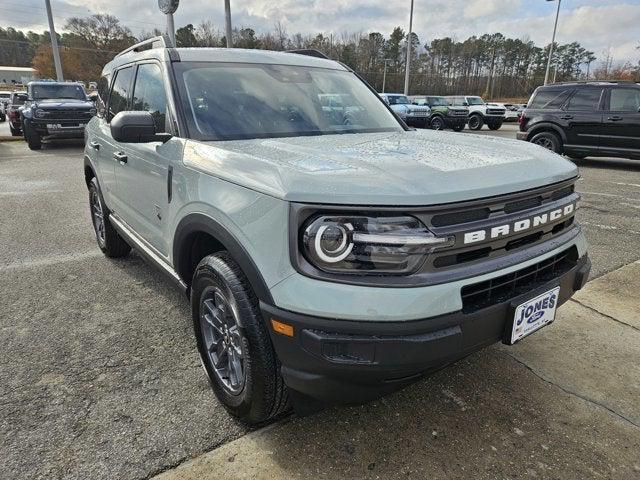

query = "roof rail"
[
  {"left": 286, "top": 49, "right": 329, "bottom": 59},
  {"left": 114, "top": 35, "right": 170, "bottom": 58},
  {"left": 549, "top": 80, "right": 637, "bottom": 86}
]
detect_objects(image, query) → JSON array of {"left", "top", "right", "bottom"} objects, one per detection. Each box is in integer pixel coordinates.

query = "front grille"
[
  {"left": 460, "top": 246, "right": 578, "bottom": 313},
  {"left": 43, "top": 109, "right": 92, "bottom": 119},
  {"left": 486, "top": 109, "right": 505, "bottom": 115}
]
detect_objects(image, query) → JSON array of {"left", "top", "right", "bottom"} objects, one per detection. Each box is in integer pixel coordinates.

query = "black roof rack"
[
  {"left": 114, "top": 35, "right": 171, "bottom": 58},
  {"left": 286, "top": 49, "right": 329, "bottom": 59},
  {"left": 549, "top": 80, "right": 637, "bottom": 86}
]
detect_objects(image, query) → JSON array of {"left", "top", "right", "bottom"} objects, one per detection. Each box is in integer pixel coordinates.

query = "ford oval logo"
[{"left": 527, "top": 311, "right": 545, "bottom": 324}]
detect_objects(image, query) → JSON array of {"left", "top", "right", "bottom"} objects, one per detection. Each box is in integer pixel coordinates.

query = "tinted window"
[
  {"left": 566, "top": 88, "right": 602, "bottom": 111},
  {"left": 529, "top": 89, "right": 571, "bottom": 109},
  {"left": 132, "top": 63, "right": 168, "bottom": 132},
  {"left": 96, "top": 74, "right": 110, "bottom": 117},
  {"left": 108, "top": 67, "right": 134, "bottom": 121},
  {"left": 609, "top": 88, "right": 640, "bottom": 112}
]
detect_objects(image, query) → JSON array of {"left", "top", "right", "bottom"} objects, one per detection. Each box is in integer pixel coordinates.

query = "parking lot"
[{"left": 1, "top": 126, "right": 639, "bottom": 479}]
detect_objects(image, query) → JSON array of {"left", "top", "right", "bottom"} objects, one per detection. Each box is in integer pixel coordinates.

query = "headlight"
[
  {"left": 301, "top": 214, "right": 454, "bottom": 275},
  {"left": 35, "top": 109, "right": 46, "bottom": 118}
]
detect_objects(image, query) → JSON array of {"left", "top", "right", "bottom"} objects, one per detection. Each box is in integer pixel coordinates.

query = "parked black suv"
[
  {"left": 21, "top": 81, "right": 96, "bottom": 150},
  {"left": 517, "top": 81, "right": 640, "bottom": 160}
]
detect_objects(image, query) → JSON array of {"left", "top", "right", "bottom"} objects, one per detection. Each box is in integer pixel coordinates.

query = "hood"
[
  {"left": 183, "top": 130, "right": 578, "bottom": 206},
  {"left": 34, "top": 99, "right": 93, "bottom": 109}
]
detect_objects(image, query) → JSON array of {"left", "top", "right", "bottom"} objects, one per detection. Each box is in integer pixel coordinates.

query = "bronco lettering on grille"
[{"left": 463, "top": 203, "right": 575, "bottom": 245}]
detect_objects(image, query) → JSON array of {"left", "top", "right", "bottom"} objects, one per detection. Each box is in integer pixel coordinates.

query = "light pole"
[
  {"left": 403, "top": 0, "right": 414, "bottom": 95},
  {"left": 158, "top": 0, "right": 179, "bottom": 46},
  {"left": 224, "top": 0, "right": 233, "bottom": 48},
  {"left": 382, "top": 58, "right": 391, "bottom": 93},
  {"left": 544, "top": 0, "right": 562, "bottom": 85},
  {"left": 44, "top": 0, "right": 63, "bottom": 81}
]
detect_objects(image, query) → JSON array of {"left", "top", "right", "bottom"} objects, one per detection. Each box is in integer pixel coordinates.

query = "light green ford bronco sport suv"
[{"left": 84, "top": 37, "right": 590, "bottom": 424}]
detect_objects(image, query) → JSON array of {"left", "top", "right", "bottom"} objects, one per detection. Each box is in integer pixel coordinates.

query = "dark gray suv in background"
[{"left": 517, "top": 81, "right": 640, "bottom": 160}]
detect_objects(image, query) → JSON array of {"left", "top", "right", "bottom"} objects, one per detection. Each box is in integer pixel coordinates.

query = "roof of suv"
[
  {"left": 104, "top": 36, "right": 346, "bottom": 74},
  {"left": 540, "top": 81, "right": 639, "bottom": 88}
]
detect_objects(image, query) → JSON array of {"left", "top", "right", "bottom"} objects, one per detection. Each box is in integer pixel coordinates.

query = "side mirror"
[
  {"left": 110, "top": 111, "right": 171, "bottom": 143},
  {"left": 462, "top": 102, "right": 469, "bottom": 106}
]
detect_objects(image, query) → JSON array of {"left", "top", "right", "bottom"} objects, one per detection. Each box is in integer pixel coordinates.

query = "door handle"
[
  {"left": 113, "top": 151, "right": 128, "bottom": 163},
  {"left": 89, "top": 141, "right": 100, "bottom": 150},
  {"left": 607, "top": 116, "right": 623, "bottom": 121},
  {"left": 560, "top": 115, "right": 573, "bottom": 120}
]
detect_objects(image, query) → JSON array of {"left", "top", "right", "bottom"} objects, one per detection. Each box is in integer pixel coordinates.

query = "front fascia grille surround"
[
  {"left": 461, "top": 246, "right": 578, "bottom": 313},
  {"left": 289, "top": 177, "right": 581, "bottom": 288}
]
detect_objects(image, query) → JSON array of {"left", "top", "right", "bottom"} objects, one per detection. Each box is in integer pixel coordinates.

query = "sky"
[{"left": 2, "top": 0, "right": 640, "bottom": 64}]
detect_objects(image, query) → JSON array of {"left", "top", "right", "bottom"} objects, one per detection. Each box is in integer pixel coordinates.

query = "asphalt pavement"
[{"left": 1, "top": 126, "right": 639, "bottom": 480}]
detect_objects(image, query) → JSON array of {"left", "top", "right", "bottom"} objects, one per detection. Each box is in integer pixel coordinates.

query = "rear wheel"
[
  {"left": 10, "top": 124, "right": 21, "bottom": 136},
  {"left": 530, "top": 131, "right": 562, "bottom": 154},
  {"left": 88, "top": 177, "right": 131, "bottom": 258},
  {"left": 429, "top": 116, "right": 444, "bottom": 130},
  {"left": 23, "top": 121, "right": 41, "bottom": 150},
  {"left": 192, "top": 252, "right": 289, "bottom": 425},
  {"left": 468, "top": 114, "right": 483, "bottom": 131}
]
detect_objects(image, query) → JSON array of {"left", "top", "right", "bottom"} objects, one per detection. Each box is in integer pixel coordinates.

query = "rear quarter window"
[{"left": 528, "top": 89, "right": 571, "bottom": 109}]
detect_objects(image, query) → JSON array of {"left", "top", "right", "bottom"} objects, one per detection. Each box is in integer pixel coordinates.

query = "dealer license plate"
[{"left": 509, "top": 286, "right": 560, "bottom": 344}]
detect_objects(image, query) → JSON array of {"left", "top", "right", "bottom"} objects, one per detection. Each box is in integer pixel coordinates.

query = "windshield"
[
  {"left": 175, "top": 62, "right": 402, "bottom": 141},
  {"left": 31, "top": 84, "right": 87, "bottom": 100},
  {"left": 467, "top": 96, "right": 485, "bottom": 105},
  {"left": 386, "top": 95, "right": 410, "bottom": 105},
  {"left": 428, "top": 96, "right": 449, "bottom": 106},
  {"left": 11, "top": 94, "right": 27, "bottom": 105},
  {"left": 0, "top": 93, "right": 9, "bottom": 99}
]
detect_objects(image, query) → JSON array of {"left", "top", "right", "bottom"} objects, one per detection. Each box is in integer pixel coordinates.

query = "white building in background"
[{"left": 0, "top": 66, "right": 38, "bottom": 84}]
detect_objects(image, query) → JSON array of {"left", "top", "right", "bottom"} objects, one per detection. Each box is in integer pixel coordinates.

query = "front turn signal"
[{"left": 271, "top": 319, "right": 294, "bottom": 337}]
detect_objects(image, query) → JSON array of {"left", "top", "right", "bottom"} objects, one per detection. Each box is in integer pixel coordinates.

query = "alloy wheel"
[
  {"left": 90, "top": 189, "right": 106, "bottom": 247},
  {"left": 533, "top": 136, "right": 555, "bottom": 151},
  {"left": 200, "top": 287, "right": 246, "bottom": 395}
]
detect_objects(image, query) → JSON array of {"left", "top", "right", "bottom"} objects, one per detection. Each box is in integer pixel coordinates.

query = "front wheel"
[
  {"left": 429, "top": 116, "right": 444, "bottom": 130},
  {"left": 452, "top": 123, "right": 465, "bottom": 132},
  {"left": 88, "top": 177, "right": 131, "bottom": 258},
  {"left": 23, "top": 121, "right": 42, "bottom": 150},
  {"left": 488, "top": 121, "right": 503, "bottom": 131},
  {"left": 530, "top": 131, "right": 562, "bottom": 154},
  {"left": 468, "top": 114, "right": 484, "bottom": 130},
  {"left": 192, "top": 252, "right": 289, "bottom": 424}
]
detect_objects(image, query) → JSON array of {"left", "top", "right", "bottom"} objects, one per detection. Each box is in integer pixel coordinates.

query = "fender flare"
[
  {"left": 173, "top": 213, "right": 274, "bottom": 304},
  {"left": 526, "top": 122, "right": 568, "bottom": 144}
]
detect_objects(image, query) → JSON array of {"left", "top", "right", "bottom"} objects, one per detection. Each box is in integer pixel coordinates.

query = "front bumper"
[
  {"left": 444, "top": 116, "right": 467, "bottom": 127},
  {"left": 28, "top": 119, "right": 87, "bottom": 138},
  {"left": 263, "top": 253, "right": 590, "bottom": 404}
]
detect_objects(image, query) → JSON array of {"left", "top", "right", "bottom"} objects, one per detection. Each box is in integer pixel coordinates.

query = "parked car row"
[{"left": 379, "top": 92, "right": 508, "bottom": 131}]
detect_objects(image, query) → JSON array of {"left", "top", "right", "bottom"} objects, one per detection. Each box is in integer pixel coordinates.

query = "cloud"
[{"left": 464, "top": 0, "right": 522, "bottom": 20}]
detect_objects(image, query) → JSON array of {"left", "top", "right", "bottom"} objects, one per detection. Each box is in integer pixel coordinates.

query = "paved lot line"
[{"left": 151, "top": 260, "right": 640, "bottom": 480}]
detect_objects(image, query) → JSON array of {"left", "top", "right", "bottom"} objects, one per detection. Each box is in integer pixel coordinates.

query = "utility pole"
[
  {"left": 44, "top": 0, "right": 63, "bottom": 81},
  {"left": 382, "top": 59, "right": 390, "bottom": 93},
  {"left": 544, "top": 0, "right": 562, "bottom": 85},
  {"left": 224, "top": 0, "right": 233, "bottom": 48},
  {"left": 403, "top": 0, "right": 414, "bottom": 95}
]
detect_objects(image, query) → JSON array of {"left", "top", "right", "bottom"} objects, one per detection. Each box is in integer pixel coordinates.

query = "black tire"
[
  {"left": 452, "top": 123, "right": 465, "bottom": 132},
  {"left": 430, "top": 116, "right": 445, "bottom": 130},
  {"left": 88, "top": 177, "right": 131, "bottom": 258},
  {"left": 488, "top": 121, "right": 503, "bottom": 131},
  {"left": 23, "top": 121, "right": 42, "bottom": 150},
  {"left": 468, "top": 114, "right": 484, "bottom": 130},
  {"left": 10, "top": 125, "right": 21, "bottom": 136},
  {"left": 569, "top": 154, "right": 587, "bottom": 160},
  {"left": 530, "top": 131, "right": 562, "bottom": 154},
  {"left": 192, "top": 252, "right": 289, "bottom": 425}
]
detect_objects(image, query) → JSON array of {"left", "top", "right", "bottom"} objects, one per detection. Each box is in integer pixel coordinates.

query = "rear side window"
[
  {"left": 528, "top": 89, "right": 571, "bottom": 109},
  {"left": 566, "top": 88, "right": 602, "bottom": 111},
  {"left": 108, "top": 66, "right": 134, "bottom": 122},
  {"left": 132, "top": 63, "right": 168, "bottom": 132},
  {"left": 608, "top": 88, "right": 640, "bottom": 112}
]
